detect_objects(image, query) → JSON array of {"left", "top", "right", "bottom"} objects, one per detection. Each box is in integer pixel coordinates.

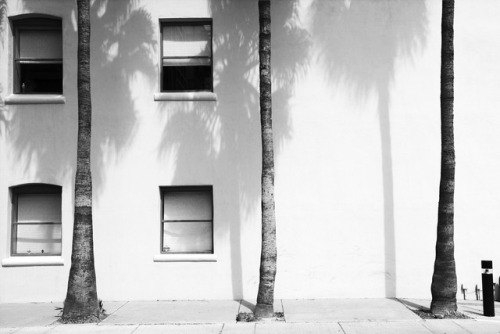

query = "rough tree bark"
[
  {"left": 431, "top": 0, "right": 457, "bottom": 316},
  {"left": 61, "top": 0, "right": 100, "bottom": 323},
  {"left": 254, "top": 0, "right": 277, "bottom": 319}
]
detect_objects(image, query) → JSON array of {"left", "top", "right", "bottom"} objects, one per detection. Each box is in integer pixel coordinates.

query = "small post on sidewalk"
[{"left": 481, "top": 260, "right": 495, "bottom": 317}]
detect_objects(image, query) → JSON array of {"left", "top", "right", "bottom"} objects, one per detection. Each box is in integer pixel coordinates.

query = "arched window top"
[
  {"left": 9, "top": 13, "right": 62, "bottom": 25},
  {"left": 10, "top": 183, "right": 62, "bottom": 195}
]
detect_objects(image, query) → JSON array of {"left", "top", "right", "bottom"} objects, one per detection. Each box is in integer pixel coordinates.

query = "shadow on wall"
[
  {"left": 10, "top": 0, "right": 156, "bottom": 195},
  {"left": 157, "top": 0, "right": 309, "bottom": 299},
  {"left": 6, "top": 1, "right": 76, "bottom": 183},
  {"left": 309, "top": 0, "right": 428, "bottom": 297},
  {"left": 0, "top": 1, "right": 6, "bottom": 133},
  {"left": 90, "top": 0, "right": 156, "bottom": 199}
]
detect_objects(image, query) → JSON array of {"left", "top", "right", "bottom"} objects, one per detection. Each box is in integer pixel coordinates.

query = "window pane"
[
  {"left": 162, "top": 58, "right": 211, "bottom": 67},
  {"left": 19, "top": 63, "right": 63, "bottom": 93},
  {"left": 162, "top": 24, "right": 211, "bottom": 58},
  {"left": 163, "top": 190, "right": 212, "bottom": 220},
  {"left": 163, "top": 222, "right": 212, "bottom": 253},
  {"left": 162, "top": 65, "right": 212, "bottom": 91},
  {"left": 15, "top": 223, "right": 62, "bottom": 255},
  {"left": 18, "top": 193, "right": 61, "bottom": 223},
  {"left": 19, "top": 30, "right": 62, "bottom": 59}
]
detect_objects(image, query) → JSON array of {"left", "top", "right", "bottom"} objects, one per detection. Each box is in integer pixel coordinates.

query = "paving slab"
[
  {"left": 100, "top": 301, "right": 129, "bottom": 316},
  {"left": 255, "top": 322, "right": 344, "bottom": 333},
  {"left": 453, "top": 320, "right": 500, "bottom": 333},
  {"left": 0, "top": 329, "right": 17, "bottom": 334},
  {"left": 401, "top": 298, "right": 500, "bottom": 321},
  {"left": 2, "top": 329, "right": 51, "bottom": 334},
  {"left": 51, "top": 324, "right": 138, "bottom": 333},
  {"left": 101, "top": 300, "right": 241, "bottom": 324},
  {"left": 340, "top": 321, "right": 432, "bottom": 334},
  {"left": 134, "top": 324, "right": 223, "bottom": 333},
  {"left": 457, "top": 300, "right": 500, "bottom": 320},
  {"left": 282, "top": 298, "right": 422, "bottom": 323},
  {"left": 422, "top": 320, "right": 469, "bottom": 334},
  {"left": 0, "top": 303, "right": 62, "bottom": 327},
  {"left": 221, "top": 323, "right": 256, "bottom": 334}
]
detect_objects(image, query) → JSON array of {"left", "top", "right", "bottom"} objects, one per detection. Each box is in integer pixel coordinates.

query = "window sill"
[
  {"left": 154, "top": 92, "right": 217, "bottom": 102},
  {"left": 1, "top": 256, "right": 64, "bottom": 267},
  {"left": 153, "top": 254, "right": 217, "bottom": 262},
  {"left": 4, "top": 94, "right": 66, "bottom": 105}
]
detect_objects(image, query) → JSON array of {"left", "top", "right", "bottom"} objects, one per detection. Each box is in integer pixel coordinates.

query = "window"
[
  {"left": 12, "top": 17, "right": 63, "bottom": 94},
  {"left": 161, "top": 186, "right": 213, "bottom": 254},
  {"left": 160, "top": 19, "right": 212, "bottom": 92},
  {"left": 10, "top": 184, "right": 62, "bottom": 256}
]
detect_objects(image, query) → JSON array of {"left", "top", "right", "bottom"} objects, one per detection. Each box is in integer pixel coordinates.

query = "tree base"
[
  {"left": 254, "top": 303, "right": 274, "bottom": 319},
  {"left": 60, "top": 314, "right": 101, "bottom": 324},
  {"left": 430, "top": 299, "right": 457, "bottom": 316}
]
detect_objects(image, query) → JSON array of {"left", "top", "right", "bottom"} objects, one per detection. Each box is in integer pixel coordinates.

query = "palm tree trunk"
[
  {"left": 62, "top": 0, "right": 100, "bottom": 323},
  {"left": 254, "top": 0, "right": 277, "bottom": 319},
  {"left": 431, "top": 0, "right": 457, "bottom": 316}
]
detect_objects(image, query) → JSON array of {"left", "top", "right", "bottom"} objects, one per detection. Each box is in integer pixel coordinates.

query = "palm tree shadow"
[
  {"left": 157, "top": 0, "right": 309, "bottom": 299},
  {"left": 309, "top": 0, "right": 428, "bottom": 297},
  {"left": 0, "top": 1, "right": 7, "bottom": 135},
  {"left": 8, "top": 0, "right": 156, "bottom": 196},
  {"left": 90, "top": 0, "right": 157, "bottom": 199}
]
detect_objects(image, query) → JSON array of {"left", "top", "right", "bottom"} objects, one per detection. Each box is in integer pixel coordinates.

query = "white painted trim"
[
  {"left": 154, "top": 92, "right": 217, "bottom": 101},
  {"left": 4, "top": 94, "right": 66, "bottom": 105},
  {"left": 153, "top": 254, "right": 217, "bottom": 262},
  {"left": 1, "top": 256, "right": 64, "bottom": 267}
]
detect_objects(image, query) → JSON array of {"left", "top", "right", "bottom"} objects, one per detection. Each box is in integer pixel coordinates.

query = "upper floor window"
[
  {"left": 160, "top": 19, "right": 212, "bottom": 92},
  {"left": 161, "top": 186, "right": 213, "bottom": 254},
  {"left": 12, "top": 17, "right": 63, "bottom": 94},
  {"left": 10, "top": 184, "right": 62, "bottom": 256}
]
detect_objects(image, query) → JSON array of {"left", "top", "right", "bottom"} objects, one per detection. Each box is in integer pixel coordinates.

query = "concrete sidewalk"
[{"left": 1, "top": 299, "right": 500, "bottom": 333}]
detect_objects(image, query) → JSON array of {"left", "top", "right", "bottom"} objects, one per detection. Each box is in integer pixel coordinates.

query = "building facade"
[{"left": 1, "top": 0, "right": 500, "bottom": 303}]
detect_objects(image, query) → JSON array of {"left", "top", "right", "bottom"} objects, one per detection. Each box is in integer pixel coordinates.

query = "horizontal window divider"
[
  {"left": 163, "top": 56, "right": 210, "bottom": 59},
  {"left": 13, "top": 222, "right": 61, "bottom": 225},
  {"left": 162, "top": 220, "right": 212, "bottom": 223},
  {"left": 16, "top": 59, "right": 62, "bottom": 62},
  {"left": 154, "top": 91, "right": 217, "bottom": 102}
]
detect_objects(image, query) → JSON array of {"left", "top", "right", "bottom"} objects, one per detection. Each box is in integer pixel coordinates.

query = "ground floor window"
[
  {"left": 160, "top": 186, "right": 213, "bottom": 254},
  {"left": 10, "top": 184, "right": 62, "bottom": 256}
]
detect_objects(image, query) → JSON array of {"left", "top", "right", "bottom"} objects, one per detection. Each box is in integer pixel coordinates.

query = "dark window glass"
[
  {"left": 161, "top": 20, "right": 212, "bottom": 92},
  {"left": 12, "top": 17, "right": 63, "bottom": 94},
  {"left": 162, "top": 65, "right": 212, "bottom": 91},
  {"left": 18, "top": 63, "right": 63, "bottom": 93}
]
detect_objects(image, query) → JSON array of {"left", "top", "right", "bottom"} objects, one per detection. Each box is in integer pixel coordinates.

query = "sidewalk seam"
[
  {"left": 452, "top": 320, "right": 475, "bottom": 334},
  {"left": 280, "top": 299, "right": 286, "bottom": 323},
  {"left": 102, "top": 301, "right": 129, "bottom": 321},
  {"left": 129, "top": 324, "right": 141, "bottom": 333},
  {"left": 338, "top": 322, "right": 347, "bottom": 334}
]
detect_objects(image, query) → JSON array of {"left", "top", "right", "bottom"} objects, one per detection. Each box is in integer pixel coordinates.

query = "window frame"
[
  {"left": 159, "top": 18, "right": 213, "bottom": 93},
  {"left": 10, "top": 184, "right": 62, "bottom": 257},
  {"left": 11, "top": 15, "right": 63, "bottom": 95},
  {"left": 160, "top": 185, "right": 214, "bottom": 255}
]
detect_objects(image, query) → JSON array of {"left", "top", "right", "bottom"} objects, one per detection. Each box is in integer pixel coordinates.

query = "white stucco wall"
[{"left": 1, "top": 0, "right": 500, "bottom": 303}]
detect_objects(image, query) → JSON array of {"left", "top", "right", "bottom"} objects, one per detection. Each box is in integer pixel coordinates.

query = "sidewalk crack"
[{"left": 281, "top": 299, "right": 286, "bottom": 323}]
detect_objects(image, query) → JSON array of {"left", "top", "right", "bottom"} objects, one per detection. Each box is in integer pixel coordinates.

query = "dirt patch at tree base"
[
  {"left": 236, "top": 312, "right": 285, "bottom": 322},
  {"left": 411, "top": 308, "right": 471, "bottom": 320}
]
